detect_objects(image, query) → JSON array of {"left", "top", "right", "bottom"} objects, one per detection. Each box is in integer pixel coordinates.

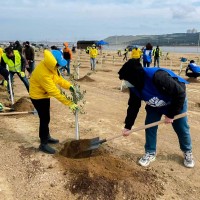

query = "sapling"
[{"left": 60, "top": 77, "right": 86, "bottom": 140}]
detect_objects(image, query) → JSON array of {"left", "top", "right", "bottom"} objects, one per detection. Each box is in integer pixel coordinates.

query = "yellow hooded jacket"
[
  {"left": 0, "top": 48, "right": 3, "bottom": 59},
  {"left": 89, "top": 48, "right": 98, "bottom": 58},
  {"left": 131, "top": 48, "right": 142, "bottom": 59},
  {"left": 29, "top": 50, "right": 73, "bottom": 106}
]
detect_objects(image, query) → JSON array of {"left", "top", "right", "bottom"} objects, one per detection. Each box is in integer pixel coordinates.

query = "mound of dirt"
[
  {"left": 77, "top": 75, "right": 95, "bottom": 82},
  {"left": 60, "top": 139, "right": 93, "bottom": 158},
  {"left": 13, "top": 97, "right": 34, "bottom": 111},
  {"left": 57, "top": 147, "right": 165, "bottom": 200}
]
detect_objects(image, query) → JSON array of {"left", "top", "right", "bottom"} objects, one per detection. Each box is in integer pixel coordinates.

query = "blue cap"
[{"left": 51, "top": 50, "right": 67, "bottom": 67}]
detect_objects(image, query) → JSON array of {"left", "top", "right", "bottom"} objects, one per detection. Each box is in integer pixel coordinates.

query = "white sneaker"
[
  {"left": 184, "top": 151, "right": 195, "bottom": 168},
  {"left": 138, "top": 152, "right": 156, "bottom": 167}
]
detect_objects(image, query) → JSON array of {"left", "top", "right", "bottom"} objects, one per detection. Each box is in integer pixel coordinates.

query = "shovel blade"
[{"left": 85, "top": 137, "right": 101, "bottom": 151}]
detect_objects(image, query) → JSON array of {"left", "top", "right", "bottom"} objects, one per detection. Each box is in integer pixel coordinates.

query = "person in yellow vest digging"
[
  {"left": 30, "top": 50, "right": 78, "bottom": 154},
  {"left": 89, "top": 44, "right": 98, "bottom": 70},
  {"left": 0, "top": 47, "right": 29, "bottom": 96}
]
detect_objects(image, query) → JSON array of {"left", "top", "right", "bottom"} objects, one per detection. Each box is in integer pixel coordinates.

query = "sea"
[{"left": 102, "top": 45, "right": 200, "bottom": 54}]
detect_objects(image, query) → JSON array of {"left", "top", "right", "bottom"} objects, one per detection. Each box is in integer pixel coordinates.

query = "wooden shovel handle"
[
  {"left": 0, "top": 111, "right": 34, "bottom": 116},
  {"left": 106, "top": 112, "right": 187, "bottom": 142}
]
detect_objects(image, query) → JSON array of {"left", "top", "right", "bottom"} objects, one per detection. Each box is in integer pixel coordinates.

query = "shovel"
[
  {"left": 76, "top": 112, "right": 187, "bottom": 155},
  {"left": 7, "top": 65, "right": 14, "bottom": 105},
  {"left": 0, "top": 110, "right": 38, "bottom": 116}
]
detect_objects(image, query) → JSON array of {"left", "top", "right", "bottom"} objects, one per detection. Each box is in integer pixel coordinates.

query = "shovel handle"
[
  {"left": 106, "top": 112, "right": 187, "bottom": 142},
  {"left": 0, "top": 111, "right": 35, "bottom": 116}
]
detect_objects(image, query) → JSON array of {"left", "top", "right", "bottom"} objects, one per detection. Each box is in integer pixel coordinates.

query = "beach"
[{"left": 0, "top": 49, "right": 199, "bottom": 200}]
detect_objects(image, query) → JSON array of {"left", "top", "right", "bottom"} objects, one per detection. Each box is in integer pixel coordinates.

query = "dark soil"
[
  {"left": 77, "top": 75, "right": 95, "bottom": 82},
  {"left": 57, "top": 147, "right": 165, "bottom": 200},
  {"left": 60, "top": 139, "right": 93, "bottom": 158},
  {"left": 12, "top": 97, "right": 34, "bottom": 111}
]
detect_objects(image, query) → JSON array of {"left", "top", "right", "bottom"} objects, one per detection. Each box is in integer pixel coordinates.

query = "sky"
[{"left": 0, "top": 0, "right": 200, "bottom": 42}]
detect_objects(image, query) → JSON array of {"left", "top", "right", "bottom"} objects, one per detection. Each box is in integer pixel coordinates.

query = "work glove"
[
  {"left": 69, "top": 85, "right": 75, "bottom": 93},
  {"left": 0, "top": 103, "right": 4, "bottom": 111},
  {"left": 69, "top": 103, "right": 78, "bottom": 111},
  {"left": 3, "top": 80, "right": 8, "bottom": 87},
  {"left": 19, "top": 72, "right": 25, "bottom": 77}
]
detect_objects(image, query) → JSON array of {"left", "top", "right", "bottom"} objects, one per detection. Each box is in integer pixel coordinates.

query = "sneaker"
[
  {"left": 138, "top": 152, "right": 156, "bottom": 167},
  {"left": 48, "top": 137, "right": 59, "bottom": 144},
  {"left": 39, "top": 144, "right": 56, "bottom": 154},
  {"left": 184, "top": 151, "right": 195, "bottom": 168}
]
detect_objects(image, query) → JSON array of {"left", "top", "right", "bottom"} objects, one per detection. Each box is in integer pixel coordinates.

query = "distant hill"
[{"left": 104, "top": 33, "right": 200, "bottom": 46}]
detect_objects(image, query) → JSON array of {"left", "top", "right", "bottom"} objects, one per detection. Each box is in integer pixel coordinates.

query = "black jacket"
[{"left": 118, "top": 59, "right": 186, "bottom": 130}]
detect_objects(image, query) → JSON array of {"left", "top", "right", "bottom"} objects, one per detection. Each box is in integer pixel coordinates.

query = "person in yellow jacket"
[
  {"left": 89, "top": 44, "right": 98, "bottom": 70},
  {"left": 30, "top": 49, "right": 78, "bottom": 154},
  {"left": 0, "top": 47, "right": 29, "bottom": 94},
  {"left": 130, "top": 45, "right": 142, "bottom": 61}
]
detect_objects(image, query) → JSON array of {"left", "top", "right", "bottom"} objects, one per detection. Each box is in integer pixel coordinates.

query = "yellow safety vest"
[{"left": 2, "top": 50, "right": 21, "bottom": 72}]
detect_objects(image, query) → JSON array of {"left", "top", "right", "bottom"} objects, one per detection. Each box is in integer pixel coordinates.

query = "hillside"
[{"left": 104, "top": 33, "right": 200, "bottom": 46}]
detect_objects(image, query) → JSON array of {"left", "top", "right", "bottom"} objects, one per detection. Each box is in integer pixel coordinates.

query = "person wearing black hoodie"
[{"left": 118, "top": 59, "right": 194, "bottom": 168}]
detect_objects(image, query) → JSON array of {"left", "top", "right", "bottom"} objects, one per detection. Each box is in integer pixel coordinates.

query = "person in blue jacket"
[
  {"left": 186, "top": 60, "right": 200, "bottom": 78},
  {"left": 118, "top": 59, "right": 195, "bottom": 168},
  {"left": 142, "top": 43, "right": 153, "bottom": 67}
]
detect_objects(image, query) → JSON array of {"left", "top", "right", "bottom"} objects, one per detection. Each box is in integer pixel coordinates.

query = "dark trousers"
[
  {"left": 123, "top": 53, "right": 128, "bottom": 61},
  {"left": 8, "top": 72, "right": 29, "bottom": 93},
  {"left": 27, "top": 61, "right": 35, "bottom": 74},
  {"left": 31, "top": 98, "right": 50, "bottom": 144},
  {"left": 143, "top": 61, "right": 151, "bottom": 67},
  {"left": 0, "top": 68, "right": 9, "bottom": 80}
]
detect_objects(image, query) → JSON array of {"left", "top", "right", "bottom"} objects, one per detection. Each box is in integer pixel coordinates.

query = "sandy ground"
[{"left": 0, "top": 50, "right": 200, "bottom": 200}]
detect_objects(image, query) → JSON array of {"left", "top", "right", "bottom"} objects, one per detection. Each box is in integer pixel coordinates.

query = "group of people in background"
[{"left": 120, "top": 43, "right": 162, "bottom": 68}]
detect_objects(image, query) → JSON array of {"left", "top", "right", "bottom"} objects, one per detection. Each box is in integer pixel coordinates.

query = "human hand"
[
  {"left": 69, "top": 103, "right": 78, "bottom": 111},
  {"left": 3, "top": 80, "right": 8, "bottom": 87},
  {"left": 19, "top": 72, "right": 25, "bottom": 77},
  {"left": 69, "top": 85, "right": 75, "bottom": 93},
  {"left": 164, "top": 116, "right": 174, "bottom": 124},
  {"left": 122, "top": 128, "right": 131, "bottom": 137}
]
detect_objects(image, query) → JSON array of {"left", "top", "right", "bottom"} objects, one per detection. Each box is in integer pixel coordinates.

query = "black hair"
[
  {"left": 146, "top": 43, "right": 153, "bottom": 50},
  {"left": 51, "top": 45, "right": 59, "bottom": 50},
  {"left": 4, "top": 47, "right": 13, "bottom": 54},
  {"left": 190, "top": 60, "right": 195, "bottom": 63}
]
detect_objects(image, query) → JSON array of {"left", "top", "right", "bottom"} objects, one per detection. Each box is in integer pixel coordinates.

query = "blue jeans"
[
  {"left": 65, "top": 59, "right": 71, "bottom": 74},
  {"left": 144, "top": 99, "right": 192, "bottom": 154},
  {"left": 8, "top": 72, "right": 29, "bottom": 93},
  {"left": 90, "top": 58, "right": 96, "bottom": 70},
  {"left": 27, "top": 60, "right": 35, "bottom": 74},
  {"left": 60, "top": 60, "right": 70, "bottom": 75}
]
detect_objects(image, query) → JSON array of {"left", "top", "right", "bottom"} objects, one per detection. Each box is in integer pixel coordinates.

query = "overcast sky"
[{"left": 0, "top": 0, "right": 200, "bottom": 42}]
